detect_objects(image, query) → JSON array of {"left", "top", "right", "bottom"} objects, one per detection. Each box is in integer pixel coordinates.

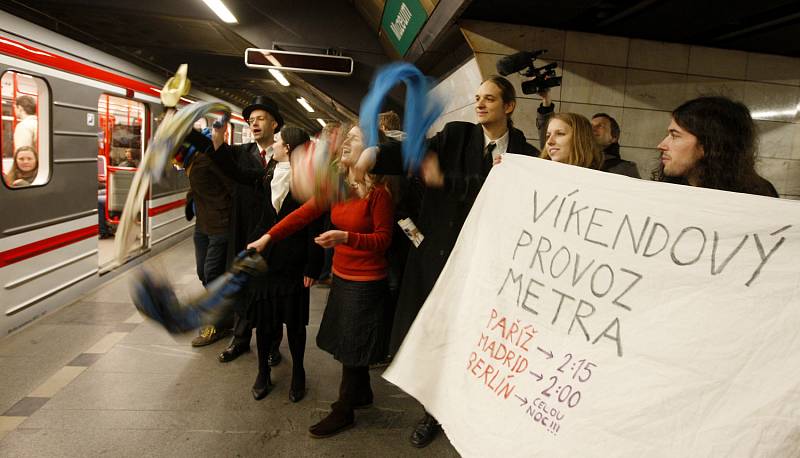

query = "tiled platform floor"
[{"left": 0, "top": 238, "right": 459, "bottom": 457}]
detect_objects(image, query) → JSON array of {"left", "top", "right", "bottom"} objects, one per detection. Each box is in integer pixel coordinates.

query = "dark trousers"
[
  {"left": 193, "top": 230, "right": 232, "bottom": 328},
  {"left": 334, "top": 365, "right": 371, "bottom": 414},
  {"left": 193, "top": 230, "right": 228, "bottom": 286}
]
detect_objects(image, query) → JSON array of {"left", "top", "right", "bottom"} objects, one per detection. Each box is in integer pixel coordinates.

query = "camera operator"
[{"left": 536, "top": 89, "right": 640, "bottom": 178}]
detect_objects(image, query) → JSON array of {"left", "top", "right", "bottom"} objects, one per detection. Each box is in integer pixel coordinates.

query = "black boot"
[
  {"left": 352, "top": 366, "right": 373, "bottom": 409},
  {"left": 410, "top": 412, "right": 441, "bottom": 448},
  {"left": 288, "top": 325, "right": 306, "bottom": 402},
  {"left": 309, "top": 366, "right": 355, "bottom": 438},
  {"left": 289, "top": 367, "right": 306, "bottom": 403},
  {"left": 251, "top": 369, "right": 273, "bottom": 400}
]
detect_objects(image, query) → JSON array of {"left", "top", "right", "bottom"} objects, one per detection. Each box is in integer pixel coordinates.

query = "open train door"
[{"left": 97, "top": 94, "right": 148, "bottom": 270}]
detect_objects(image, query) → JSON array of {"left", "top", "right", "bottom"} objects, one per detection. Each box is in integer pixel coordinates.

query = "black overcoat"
[{"left": 373, "top": 121, "right": 539, "bottom": 353}]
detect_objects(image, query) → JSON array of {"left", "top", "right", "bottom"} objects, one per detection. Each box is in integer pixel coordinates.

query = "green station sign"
[{"left": 381, "top": 0, "right": 429, "bottom": 56}]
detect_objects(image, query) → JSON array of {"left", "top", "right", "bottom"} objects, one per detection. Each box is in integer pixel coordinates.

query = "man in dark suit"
[
  {"left": 361, "top": 75, "right": 539, "bottom": 448},
  {"left": 188, "top": 96, "right": 285, "bottom": 365}
]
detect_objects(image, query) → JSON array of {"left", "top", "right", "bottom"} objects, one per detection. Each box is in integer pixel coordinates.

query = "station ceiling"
[{"left": 2, "top": 0, "right": 799, "bottom": 132}]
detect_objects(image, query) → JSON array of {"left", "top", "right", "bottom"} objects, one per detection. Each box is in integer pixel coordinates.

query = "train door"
[{"left": 97, "top": 94, "right": 147, "bottom": 268}]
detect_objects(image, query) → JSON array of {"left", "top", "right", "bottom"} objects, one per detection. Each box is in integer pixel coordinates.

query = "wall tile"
[
  {"left": 755, "top": 120, "right": 797, "bottom": 159},
  {"left": 745, "top": 53, "right": 800, "bottom": 87},
  {"left": 624, "top": 69, "right": 688, "bottom": 111},
  {"left": 756, "top": 158, "right": 790, "bottom": 195},
  {"left": 684, "top": 75, "right": 747, "bottom": 101},
  {"left": 429, "top": 103, "right": 475, "bottom": 135},
  {"left": 430, "top": 58, "right": 482, "bottom": 114},
  {"left": 512, "top": 98, "right": 555, "bottom": 145},
  {"left": 559, "top": 102, "right": 623, "bottom": 125},
  {"left": 629, "top": 39, "right": 690, "bottom": 73},
  {"left": 565, "top": 31, "right": 628, "bottom": 67},
  {"left": 460, "top": 20, "right": 566, "bottom": 59},
  {"left": 742, "top": 82, "right": 799, "bottom": 123},
  {"left": 785, "top": 160, "right": 800, "bottom": 196},
  {"left": 619, "top": 108, "right": 671, "bottom": 149},
  {"left": 561, "top": 62, "right": 626, "bottom": 106},
  {"left": 619, "top": 146, "right": 659, "bottom": 180},
  {"left": 688, "top": 46, "right": 747, "bottom": 79}
]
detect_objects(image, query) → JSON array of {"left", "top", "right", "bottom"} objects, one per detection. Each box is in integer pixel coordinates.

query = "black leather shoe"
[
  {"left": 308, "top": 403, "right": 354, "bottom": 438},
  {"left": 218, "top": 344, "right": 249, "bottom": 363},
  {"left": 409, "top": 413, "right": 440, "bottom": 448},
  {"left": 252, "top": 374, "right": 273, "bottom": 400},
  {"left": 267, "top": 350, "right": 282, "bottom": 366},
  {"left": 290, "top": 369, "right": 306, "bottom": 403}
]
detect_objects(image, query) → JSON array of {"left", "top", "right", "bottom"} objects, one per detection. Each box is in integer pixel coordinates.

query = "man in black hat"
[{"left": 187, "top": 96, "right": 286, "bottom": 364}]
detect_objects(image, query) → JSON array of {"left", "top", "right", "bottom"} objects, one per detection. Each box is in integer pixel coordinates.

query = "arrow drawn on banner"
[
  {"left": 514, "top": 395, "right": 528, "bottom": 406},
  {"left": 537, "top": 347, "right": 553, "bottom": 359},
  {"left": 529, "top": 371, "right": 543, "bottom": 381}
]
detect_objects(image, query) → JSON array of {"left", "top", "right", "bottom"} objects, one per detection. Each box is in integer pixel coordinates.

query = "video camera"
[{"left": 495, "top": 50, "right": 561, "bottom": 95}]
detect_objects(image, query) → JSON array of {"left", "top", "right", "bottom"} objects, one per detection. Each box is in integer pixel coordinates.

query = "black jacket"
[{"left": 372, "top": 121, "right": 539, "bottom": 353}]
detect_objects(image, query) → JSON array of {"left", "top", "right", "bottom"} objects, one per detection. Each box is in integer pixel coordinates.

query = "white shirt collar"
[{"left": 483, "top": 129, "right": 510, "bottom": 158}]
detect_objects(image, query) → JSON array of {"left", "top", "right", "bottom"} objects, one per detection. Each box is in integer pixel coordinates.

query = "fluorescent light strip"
[
  {"left": 202, "top": 0, "right": 238, "bottom": 23},
  {"left": 297, "top": 97, "right": 314, "bottom": 113},
  {"left": 269, "top": 69, "right": 290, "bottom": 86},
  {"left": 316, "top": 118, "right": 326, "bottom": 127}
]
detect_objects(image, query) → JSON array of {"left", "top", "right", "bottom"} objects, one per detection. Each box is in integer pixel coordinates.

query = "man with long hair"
[{"left": 654, "top": 96, "right": 778, "bottom": 197}]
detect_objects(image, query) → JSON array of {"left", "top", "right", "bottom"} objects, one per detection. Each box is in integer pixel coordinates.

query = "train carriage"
[{"left": 0, "top": 11, "right": 245, "bottom": 337}]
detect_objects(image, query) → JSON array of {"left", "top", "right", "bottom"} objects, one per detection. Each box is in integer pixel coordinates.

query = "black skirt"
[
  {"left": 317, "top": 275, "right": 388, "bottom": 367},
  {"left": 243, "top": 277, "right": 310, "bottom": 330}
]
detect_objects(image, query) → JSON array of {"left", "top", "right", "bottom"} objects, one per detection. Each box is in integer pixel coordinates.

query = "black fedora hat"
[{"left": 243, "top": 95, "right": 284, "bottom": 133}]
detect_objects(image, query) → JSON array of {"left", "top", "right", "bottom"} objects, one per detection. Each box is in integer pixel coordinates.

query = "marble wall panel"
[
  {"left": 742, "top": 82, "right": 799, "bottom": 123},
  {"left": 558, "top": 102, "right": 623, "bottom": 126},
  {"left": 783, "top": 160, "right": 800, "bottom": 196},
  {"left": 624, "top": 69, "right": 688, "bottom": 111},
  {"left": 684, "top": 75, "right": 747, "bottom": 101},
  {"left": 628, "top": 39, "right": 690, "bottom": 73},
  {"left": 755, "top": 121, "right": 799, "bottom": 159},
  {"left": 688, "top": 46, "right": 748, "bottom": 79},
  {"left": 460, "top": 21, "right": 566, "bottom": 59},
  {"left": 560, "top": 62, "right": 626, "bottom": 106},
  {"left": 745, "top": 53, "right": 800, "bottom": 87},
  {"left": 755, "top": 158, "right": 791, "bottom": 195},
  {"left": 430, "top": 58, "right": 482, "bottom": 114},
  {"left": 619, "top": 108, "right": 671, "bottom": 150},
  {"left": 564, "top": 31, "right": 628, "bottom": 67}
]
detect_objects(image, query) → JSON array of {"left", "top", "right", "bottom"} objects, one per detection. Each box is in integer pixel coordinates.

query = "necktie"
[
  {"left": 483, "top": 142, "right": 497, "bottom": 174},
  {"left": 259, "top": 149, "right": 267, "bottom": 168}
]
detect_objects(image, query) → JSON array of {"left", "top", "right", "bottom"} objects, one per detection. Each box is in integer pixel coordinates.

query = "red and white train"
[{"left": 0, "top": 11, "right": 248, "bottom": 337}]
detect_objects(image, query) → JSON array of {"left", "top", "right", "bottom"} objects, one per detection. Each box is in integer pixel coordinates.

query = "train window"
[
  {"left": 1, "top": 71, "right": 51, "bottom": 189},
  {"left": 98, "top": 95, "right": 144, "bottom": 167}
]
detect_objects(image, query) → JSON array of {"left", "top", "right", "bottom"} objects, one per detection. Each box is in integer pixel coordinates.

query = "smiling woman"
[{"left": 541, "top": 113, "right": 603, "bottom": 170}]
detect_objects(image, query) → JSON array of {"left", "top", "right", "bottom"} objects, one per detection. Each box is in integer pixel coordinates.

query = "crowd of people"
[{"left": 179, "top": 72, "right": 778, "bottom": 447}]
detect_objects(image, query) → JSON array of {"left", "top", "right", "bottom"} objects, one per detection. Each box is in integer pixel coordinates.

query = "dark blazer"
[
  {"left": 208, "top": 147, "right": 323, "bottom": 291},
  {"left": 372, "top": 121, "right": 539, "bottom": 353}
]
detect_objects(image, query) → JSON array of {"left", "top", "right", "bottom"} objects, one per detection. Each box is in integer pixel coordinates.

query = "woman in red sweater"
[{"left": 248, "top": 125, "right": 394, "bottom": 438}]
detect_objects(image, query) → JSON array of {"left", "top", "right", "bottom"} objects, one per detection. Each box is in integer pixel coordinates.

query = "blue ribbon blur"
[{"left": 360, "top": 62, "right": 443, "bottom": 171}]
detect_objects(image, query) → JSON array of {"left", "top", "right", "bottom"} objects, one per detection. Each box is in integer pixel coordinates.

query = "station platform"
[{"left": 0, "top": 238, "right": 458, "bottom": 457}]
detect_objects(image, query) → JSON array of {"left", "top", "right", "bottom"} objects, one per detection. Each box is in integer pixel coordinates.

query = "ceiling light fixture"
[
  {"left": 316, "top": 118, "right": 327, "bottom": 127},
  {"left": 269, "top": 69, "right": 290, "bottom": 86},
  {"left": 201, "top": 0, "right": 238, "bottom": 24},
  {"left": 296, "top": 97, "right": 314, "bottom": 113}
]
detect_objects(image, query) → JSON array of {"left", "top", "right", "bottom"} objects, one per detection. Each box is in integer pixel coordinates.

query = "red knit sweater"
[{"left": 268, "top": 185, "right": 394, "bottom": 281}]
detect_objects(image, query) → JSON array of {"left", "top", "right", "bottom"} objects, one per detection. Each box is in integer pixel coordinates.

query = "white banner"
[{"left": 384, "top": 155, "right": 800, "bottom": 457}]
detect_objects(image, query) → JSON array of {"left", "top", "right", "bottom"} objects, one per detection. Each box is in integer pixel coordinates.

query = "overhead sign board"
[
  {"left": 244, "top": 48, "right": 353, "bottom": 76},
  {"left": 381, "top": 0, "right": 429, "bottom": 56}
]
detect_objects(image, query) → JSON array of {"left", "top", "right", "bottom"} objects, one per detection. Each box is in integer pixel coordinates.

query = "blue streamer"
[{"left": 360, "top": 62, "right": 443, "bottom": 171}]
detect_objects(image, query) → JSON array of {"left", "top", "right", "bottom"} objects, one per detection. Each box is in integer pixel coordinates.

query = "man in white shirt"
[{"left": 14, "top": 95, "right": 37, "bottom": 150}]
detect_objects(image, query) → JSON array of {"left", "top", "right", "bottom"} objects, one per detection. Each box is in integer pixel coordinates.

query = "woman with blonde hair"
[
  {"left": 5, "top": 145, "right": 39, "bottom": 187},
  {"left": 248, "top": 124, "right": 394, "bottom": 439},
  {"left": 541, "top": 112, "right": 604, "bottom": 170}
]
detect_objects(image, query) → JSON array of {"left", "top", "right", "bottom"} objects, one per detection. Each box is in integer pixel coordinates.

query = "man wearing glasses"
[{"left": 187, "top": 96, "right": 285, "bottom": 367}]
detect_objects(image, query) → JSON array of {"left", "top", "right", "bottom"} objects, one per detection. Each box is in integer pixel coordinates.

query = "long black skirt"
[
  {"left": 243, "top": 278, "right": 310, "bottom": 331},
  {"left": 317, "top": 275, "right": 388, "bottom": 367}
]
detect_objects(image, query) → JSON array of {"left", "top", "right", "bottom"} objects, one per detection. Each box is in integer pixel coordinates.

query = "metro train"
[{"left": 0, "top": 11, "right": 248, "bottom": 337}]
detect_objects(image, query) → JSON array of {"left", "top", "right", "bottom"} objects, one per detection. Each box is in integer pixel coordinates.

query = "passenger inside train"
[{"left": 3, "top": 145, "right": 38, "bottom": 187}]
